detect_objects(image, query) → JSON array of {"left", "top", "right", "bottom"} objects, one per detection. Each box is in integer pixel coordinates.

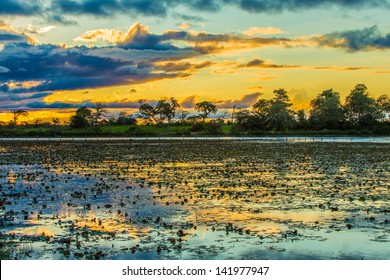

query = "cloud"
[
  {"left": 51, "top": 0, "right": 171, "bottom": 17},
  {"left": 3, "top": 101, "right": 78, "bottom": 109},
  {"left": 179, "top": 23, "right": 192, "bottom": 29},
  {"left": 155, "top": 61, "right": 214, "bottom": 73},
  {"left": 231, "top": 0, "right": 390, "bottom": 13},
  {"left": 238, "top": 58, "right": 300, "bottom": 69},
  {"left": 0, "top": 23, "right": 231, "bottom": 109},
  {"left": 74, "top": 28, "right": 127, "bottom": 44},
  {"left": 213, "top": 93, "right": 262, "bottom": 109},
  {"left": 0, "top": 31, "right": 28, "bottom": 43},
  {"left": 75, "top": 22, "right": 292, "bottom": 54},
  {"left": 238, "top": 59, "right": 369, "bottom": 71},
  {"left": 2, "top": 1, "right": 388, "bottom": 22},
  {"left": 0, "top": 21, "right": 37, "bottom": 44},
  {"left": 243, "top": 27, "right": 284, "bottom": 36},
  {"left": 0, "top": 92, "right": 51, "bottom": 102},
  {"left": 247, "top": 86, "right": 263, "bottom": 90},
  {"left": 180, "top": 95, "right": 199, "bottom": 108},
  {"left": 159, "top": 30, "right": 292, "bottom": 54},
  {"left": 289, "top": 88, "right": 311, "bottom": 110},
  {"left": 0, "top": 0, "right": 42, "bottom": 16},
  {"left": 0, "top": 42, "right": 195, "bottom": 98},
  {"left": 315, "top": 25, "right": 390, "bottom": 52},
  {"left": 23, "top": 25, "right": 56, "bottom": 34},
  {"left": 173, "top": 13, "right": 206, "bottom": 22},
  {"left": 313, "top": 66, "right": 370, "bottom": 71}
]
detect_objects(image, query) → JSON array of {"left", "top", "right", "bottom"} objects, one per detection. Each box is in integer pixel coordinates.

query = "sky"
[{"left": 1, "top": 0, "right": 390, "bottom": 122}]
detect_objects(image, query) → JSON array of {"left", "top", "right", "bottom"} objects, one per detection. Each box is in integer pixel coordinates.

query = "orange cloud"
[
  {"left": 243, "top": 26, "right": 284, "bottom": 36},
  {"left": 179, "top": 22, "right": 191, "bottom": 29},
  {"left": 311, "top": 66, "right": 370, "bottom": 71},
  {"left": 237, "top": 58, "right": 300, "bottom": 69},
  {"left": 74, "top": 28, "right": 127, "bottom": 44},
  {"left": 73, "top": 22, "right": 293, "bottom": 54}
]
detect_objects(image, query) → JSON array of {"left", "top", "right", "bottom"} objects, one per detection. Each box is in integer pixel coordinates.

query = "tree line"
[
  {"left": 133, "top": 83, "right": 390, "bottom": 133},
  {"left": 2, "top": 84, "right": 390, "bottom": 135},
  {"left": 235, "top": 84, "right": 389, "bottom": 132}
]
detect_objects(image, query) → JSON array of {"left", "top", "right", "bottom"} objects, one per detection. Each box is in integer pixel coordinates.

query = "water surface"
[{"left": 0, "top": 141, "right": 389, "bottom": 259}]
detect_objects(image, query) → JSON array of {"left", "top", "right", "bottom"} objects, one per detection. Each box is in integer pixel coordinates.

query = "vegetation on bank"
[{"left": 1, "top": 84, "right": 389, "bottom": 137}]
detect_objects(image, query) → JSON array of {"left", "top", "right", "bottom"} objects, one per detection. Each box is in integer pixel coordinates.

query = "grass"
[{"left": 0, "top": 124, "right": 389, "bottom": 137}]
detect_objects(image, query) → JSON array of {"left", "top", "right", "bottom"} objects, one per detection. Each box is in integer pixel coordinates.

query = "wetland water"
[{"left": 0, "top": 141, "right": 389, "bottom": 260}]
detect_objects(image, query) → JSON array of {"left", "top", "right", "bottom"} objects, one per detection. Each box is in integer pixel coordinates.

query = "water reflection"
[{"left": 0, "top": 141, "right": 389, "bottom": 259}]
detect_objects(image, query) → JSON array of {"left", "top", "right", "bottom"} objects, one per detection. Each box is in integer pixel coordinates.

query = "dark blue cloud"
[
  {"left": 0, "top": 28, "right": 205, "bottom": 109},
  {"left": 0, "top": 30, "right": 29, "bottom": 43},
  {"left": 316, "top": 25, "right": 390, "bottom": 51},
  {"left": 0, "top": 42, "right": 185, "bottom": 92},
  {"left": 229, "top": 0, "right": 390, "bottom": 13},
  {"left": 52, "top": 0, "right": 171, "bottom": 17},
  {"left": 50, "top": 0, "right": 390, "bottom": 17},
  {"left": 17, "top": 101, "right": 78, "bottom": 109},
  {"left": 2, "top": 0, "right": 389, "bottom": 22},
  {"left": 0, "top": 92, "right": 51, "bottom": 102},
  {"left": 0, "top": 0, "right": 42, "bottom": 16},
  {"left": 116, "top": 23, "right": 178, "bottom": 50}
]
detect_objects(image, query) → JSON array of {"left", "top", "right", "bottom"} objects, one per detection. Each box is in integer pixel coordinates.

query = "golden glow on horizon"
[
  {"left": 1, "top": 18, "right": 389, "bottom": 123},
  {"left": 0, "top": 109, "right": 75, "bottom": 123}
]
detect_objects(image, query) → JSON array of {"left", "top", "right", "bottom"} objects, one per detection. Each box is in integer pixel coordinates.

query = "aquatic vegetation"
[{"left": 0, "top": 141, "right": 389, "bottom": 260}]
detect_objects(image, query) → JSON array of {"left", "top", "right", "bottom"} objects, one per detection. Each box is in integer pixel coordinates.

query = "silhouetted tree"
[
  {"left": 116, "top": 112, "right": 137, "bottom": 126},
  {"left": 234, "top": 109, "right": 258, "bottom": 130},
  {"left": 10, "top": 109, "right": 28, "bottom": 125},
  {"left": 194, "top": 101, "right": 218, "bottom": 122},
  {"left": 138, "top": 101, "right": 159, "bottom": 124},
  {"left": 138, "top": 98, "right": 180, "bottom": 125},
  {"left": 309, "top": 89, "right": 345, "bottom": 129},
  {"left": 252, "top": 99, "right": 270, "bottom": 130},
  {"left": 155, "top": 97, "right": 180, "bottom": 125},
  {"left": 70, "top": 106, "right": 92, "bottom": 128},
  {"left": 92, "top": 103, "right": 107, "bottom": 127},
  {"left": 344, "top": 84, "right": 380, "bottom": 128},
  {"left": 267, "top": 89, "right": 295, "bottom": 131}
]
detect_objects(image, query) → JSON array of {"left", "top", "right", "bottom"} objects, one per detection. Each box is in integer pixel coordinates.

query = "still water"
[{"left": 0, "top": 141, "right": 389, "bottom": 259}]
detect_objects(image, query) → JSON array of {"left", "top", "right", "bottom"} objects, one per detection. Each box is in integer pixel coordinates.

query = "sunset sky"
[{"left": 1, "top": 0, "right": 390, "bottom": 122}]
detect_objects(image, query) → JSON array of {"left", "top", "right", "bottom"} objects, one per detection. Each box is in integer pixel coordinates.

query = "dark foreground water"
[{"left": 0, "top": 141, "right": 389, "bottom": 259}]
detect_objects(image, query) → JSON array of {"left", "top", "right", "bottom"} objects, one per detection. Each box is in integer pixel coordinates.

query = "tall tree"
[
  {"left": 266, "top": 89, "right": 295, "bottom": 131},
  {"left": 194, "top": 101, "right": 218, "bottom": 122},
  {"left": 252, "top": 99, "right": 271, "bottom": 130},
  {"left": 138, "top": 101, "right": 159, "bottom": 124},
  {"left": 155, "top": 97, "right": 180, "bottom": 125},
  {"left": 138, "top": 98, "right": 180, "bottom": 125},
  {"left": 344, "top": 84, "right": 380, "bottom": 128},
  {"left": 10, "top": 109, "right": 28, "bottom": 125},
  {"left": 70, "top": 106, "right": 92, "bottom": 128},
  {"left": 309, "top": 89, "right": 345, "bottom": 129},
  {"left": 92, "top": 103, "right": 107, "bottom": 127}
]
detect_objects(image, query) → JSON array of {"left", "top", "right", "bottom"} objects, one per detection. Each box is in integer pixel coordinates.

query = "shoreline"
[{"left": 1, "top": 136, "right": 390, "bottom": 143}]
